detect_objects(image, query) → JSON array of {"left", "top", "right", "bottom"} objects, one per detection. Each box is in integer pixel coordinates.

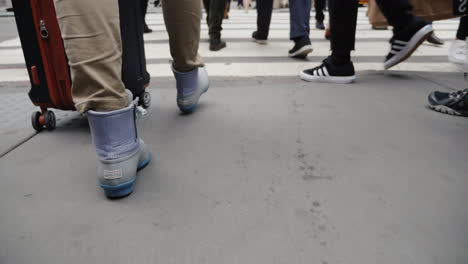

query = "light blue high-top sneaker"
[
  {"left": 173, "top": 66, "right": 210, "bottom": 113},
  {"left": 87, "top": 99, "right": 151, "bottom": 198}
]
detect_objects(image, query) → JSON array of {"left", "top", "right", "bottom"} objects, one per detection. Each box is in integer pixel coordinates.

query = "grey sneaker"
[{"left": 428, "top": 88, "right": 468, "bottom": 116}]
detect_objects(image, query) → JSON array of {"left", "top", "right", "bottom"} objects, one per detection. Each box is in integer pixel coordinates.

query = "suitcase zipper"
[{"left": 39, "top": 20, "right": 49, "bottom": 39}]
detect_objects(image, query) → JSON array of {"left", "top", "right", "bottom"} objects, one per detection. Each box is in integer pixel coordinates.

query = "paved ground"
[{"left": 0, "top": 6, "right": 468, "bottom": 264}]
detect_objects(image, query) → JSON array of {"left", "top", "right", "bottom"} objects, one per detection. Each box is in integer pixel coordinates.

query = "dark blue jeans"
[{"left": 289, "top": 0, "right": 312, "bottom": 40}]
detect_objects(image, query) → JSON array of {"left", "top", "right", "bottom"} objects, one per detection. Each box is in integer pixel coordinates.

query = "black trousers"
[
  {"left": 141, "top": 0, "right": 149, "bottom": 25},
  {"left": 315, "top": 0, "right": 326, "bottom": 22},
  {"left": 330, "top": 0, "right": 415, "bottom": 53},
  {"left": 256, "top": 0, "right": 274, "bottom": 39},
  {"left": 203, "top": 0, "right": 226, "bottom": 40},
  {"left": 457, "top": 15, "right": 468, "bottom": 40}
]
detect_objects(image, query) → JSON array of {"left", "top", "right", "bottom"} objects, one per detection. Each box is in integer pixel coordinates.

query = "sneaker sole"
[
  {"left": 429, "top": 104, "right": 467, "bottom": 117},
  {"left": 300, "top": 70, "right": 356, "bottom": 84},
  {"left": 289, "top": 45, "right": 313, "bottom": 59},
  {"left": 252, "top": 38, "right": 268, "bottom": 45},
  {"left": 384, "top": 24, "right": 433, "bottom": 70}
]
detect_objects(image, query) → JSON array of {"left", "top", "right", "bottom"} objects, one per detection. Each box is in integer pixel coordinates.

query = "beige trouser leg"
[
  {"left": 162, "top": 0, "right": 204, "bottom": 72},
  {"left": 55, "top": 0, "right": 128, "bottom": 113}
]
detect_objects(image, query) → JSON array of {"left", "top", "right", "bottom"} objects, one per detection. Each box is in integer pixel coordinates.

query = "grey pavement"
[
  {"left": 1, "top": 72, "right": 468, "bottom": 264},
  {"left": 0, "top": 16, "right": 16, "bottom": 41}
]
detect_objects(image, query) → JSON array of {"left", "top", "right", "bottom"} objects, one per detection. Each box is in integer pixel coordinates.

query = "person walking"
[
  {"left": 252, "top": 0, "right": 313, "bottom": 59},
  {"left": 54, "top": 0, "right": 209, "bottom": 198},
  {"left": 203, "top": 0, "right": 227, "bottom": 51},
  {"left": 300, "top": 0, "right": 434, "bottom": 83}
]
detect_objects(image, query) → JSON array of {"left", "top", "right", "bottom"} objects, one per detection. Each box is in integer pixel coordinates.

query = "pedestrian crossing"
[{"left": 0, "top": 7, "right": 463, "bottom": 83}]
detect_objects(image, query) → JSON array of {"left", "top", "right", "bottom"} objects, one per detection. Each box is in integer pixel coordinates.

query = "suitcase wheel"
[
  {"left": 31, "top": 110, "right": 56, "bottom": 132},
  {"left": 139, "top": 91, "right": 151, "bottom": 109},
  {"left": 44, "top": 111, "right": 56, "bottom": 131},
  {"left": 31, "top": 111, "right": 43, "bottom": 132}
]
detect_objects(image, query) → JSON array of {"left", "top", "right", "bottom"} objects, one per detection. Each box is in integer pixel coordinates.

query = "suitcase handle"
[{"left": 31, "top": 66, "right": 40, "bottom": 85}]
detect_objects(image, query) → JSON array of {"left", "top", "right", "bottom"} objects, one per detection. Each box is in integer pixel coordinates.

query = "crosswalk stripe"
[
  {"left": 0, "top": 41, "right": 455, "bottom": 65},
  {"left": 0, "top": 8, "right": 463, "bottom": 82}
]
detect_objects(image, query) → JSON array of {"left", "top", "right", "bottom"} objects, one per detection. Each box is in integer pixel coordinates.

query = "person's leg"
[
  {"left": 208, "top": 0, "right": 225, "bottom": 40},
  {"left": 289, "top": 0, "right": 311, "bottom": 40},
  {"left": 55, "top": 0, "right": 150, "bottom": 198},
  {"left": 55, "top": 0, "right": 127, "bottom": 112},
  {"left": 299, "top": 0, "right": 358, "bottom": 83},
  {"left": 374, "top": 0, "right": 413, "bottom": 31},
  {"left": 205, "top": 0, "right": 227, "bottom": 50},
  {"left": 375, "top": 0, "right": 433, "bottom": 69},
  {"left": 288, "top": 0, "right": 313, "bottom": 58},
  {"left": 203, "top": 0, "right": 211, "bottom": 25},
  {"left": 329, "top": 0, "right": 358, "bottom": 62},
  {"left": 315, "top": 0, "right": 325, "bottom": 29},
  {"left": 457, "top": 15, "right": 468, "bottom": 41},
  {"left": 254, "top": 0, "right": 274, "bottom": 41},
  {"left": 162, "top": 0, "right": 210, "bottom": 113},
  {"left": 141, "top": 0, "right": 152, "bottom": 33}
]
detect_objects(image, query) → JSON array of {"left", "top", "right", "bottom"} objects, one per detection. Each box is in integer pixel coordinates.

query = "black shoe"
[
  {"left": 288, "top": 37, "right": 313, "bottom": 59},
  {"left": 315, "top": 20, "right": 325, "bottom": 30},
  {"left": 300, "top": 57, "right": 356, "bottom": 84},
  {"left": 143, "top": 24, "right": 153, "bottom": 34},
  {"left": 428, "top": 88, "right": 468, "bottom": 116},
  {"left": 426, "top": 32, "right": 444, "bottom": 45},
  {"left": 252, "top": 31, "right": 268, "bottom": 45},
  {"left": 209, "top": 39, "right": 226, "bottom": 51},
  {"left": 384, "top": 18, "right": 433, "bottom": 69}
]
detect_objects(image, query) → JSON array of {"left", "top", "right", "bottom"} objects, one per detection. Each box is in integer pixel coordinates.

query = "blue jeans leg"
[{"left": 289, "top": 0, "right": 311, "bottom": 40}]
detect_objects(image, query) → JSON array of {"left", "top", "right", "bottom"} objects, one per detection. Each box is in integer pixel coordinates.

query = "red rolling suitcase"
[
  {"left": 11, "top": 0, "right": 151, "bottom": 132},
  {"left": 12, "top": 0, "right": 73, "bottom": 131}
]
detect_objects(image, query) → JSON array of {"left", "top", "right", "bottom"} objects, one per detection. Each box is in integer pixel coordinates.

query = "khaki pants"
[
  {"left": 55, "top": 0, "right": 204, "bottom": 113},
  {"left": 162, "top": 0, "right": 204, "bottom": 72}
]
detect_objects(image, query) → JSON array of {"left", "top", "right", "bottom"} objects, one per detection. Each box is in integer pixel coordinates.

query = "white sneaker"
[{"left": 448, "top": 39, "right": 467, "bottom": 64}]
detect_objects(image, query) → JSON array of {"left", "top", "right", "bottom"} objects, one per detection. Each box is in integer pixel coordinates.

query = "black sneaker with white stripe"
[
  {"left": 384, "top": 18, "right": 433, "bottom": 69},
  {"left": 300, "top": 57, "right": 356, "bottom": 84},
  {"left": 428, "top": 88, "right": 468, "bottom": 116}
]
